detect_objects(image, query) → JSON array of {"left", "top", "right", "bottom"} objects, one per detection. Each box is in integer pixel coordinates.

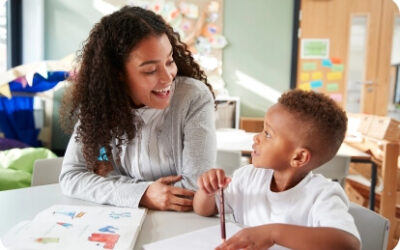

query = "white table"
[
  {"left": 0, "top": 184, "right": 219, "bottom": 250},
  {"left": 216, "top": 129, "right": 370, "bottom": 158}
]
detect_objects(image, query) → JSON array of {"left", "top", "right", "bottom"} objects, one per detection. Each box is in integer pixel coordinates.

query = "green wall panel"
[{"left": 223, "top": 0, "right": 294, "bottom": 117}]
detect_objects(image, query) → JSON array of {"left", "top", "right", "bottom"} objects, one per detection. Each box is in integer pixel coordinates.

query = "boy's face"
[{"left": 251, "top": 104, "right": 299, "bottom": 170}]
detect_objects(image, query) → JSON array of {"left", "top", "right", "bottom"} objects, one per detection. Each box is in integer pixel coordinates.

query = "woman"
[{"left": 59, "top": 6, "right": 216, "bottom": 211}]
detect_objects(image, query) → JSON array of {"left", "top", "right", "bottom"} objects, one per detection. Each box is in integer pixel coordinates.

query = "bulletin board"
[{"left": 297, "top": 38, "right": 346, "bottom": 105}]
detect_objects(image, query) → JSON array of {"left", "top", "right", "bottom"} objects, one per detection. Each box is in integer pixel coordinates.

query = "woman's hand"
[{"left": 139, "top": 175, "right": 195, "bottom": 212}]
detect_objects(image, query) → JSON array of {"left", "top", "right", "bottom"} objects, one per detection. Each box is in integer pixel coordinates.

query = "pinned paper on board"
[
  {"left": 329, "top": 93, "right": 343, "bottom": 102},
  {"left": 331, "top": 57, "right": 342, "bottom": 64},
  {"left": 300, "top": 72, "right": 310, "bottom": 82},
  {"left": 310, "top": 80, "right": 323, "bottom": 89},
  {"left": 327, "top": 72, "right": 343, "bottom": 81},
  {"left": 302, "top": 62, "right": 317, "bottom": 71},
  {"left": 311, "top": 72, "right": 323, "bottom": 80},
  {"left": 321, "top": 59, "right": 332, "bottom": 67},
  {"left": 332, "top": 64, "right": 344, "bottom": 72},
  {"left": 300, "top": 39, "right": 330, "bottom": 59},
  {"left": 298, "top": 82, "right": 311, "bottom": 91},
  {"left": 326, "top": 83, "right": 339, "bottom": 92}
]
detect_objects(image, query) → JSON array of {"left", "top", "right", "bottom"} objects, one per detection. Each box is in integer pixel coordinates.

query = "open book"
[{"left": 1, "top": 204, "right": 147, "bottom": 250}]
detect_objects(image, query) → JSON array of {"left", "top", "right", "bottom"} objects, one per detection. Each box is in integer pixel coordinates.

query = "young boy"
[{"left": 193, "top": 90, "right": 361, "bottom": 250}]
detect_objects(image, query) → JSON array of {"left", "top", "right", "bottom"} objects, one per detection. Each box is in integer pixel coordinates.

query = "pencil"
[{"left": 220, "top": 188, "right": 226, "bottom": 241}]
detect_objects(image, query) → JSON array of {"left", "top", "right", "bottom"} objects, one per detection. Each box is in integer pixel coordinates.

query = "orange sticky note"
[{"left": 331, "top": 57, "right": 341, "bottom": 64}]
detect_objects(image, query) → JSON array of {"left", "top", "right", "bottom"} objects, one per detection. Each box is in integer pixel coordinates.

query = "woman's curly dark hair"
[
  {"left": 278, "top": 89, "right": 347, "bottom": 166},
  {"left": 60, "top": 6, "right": 214, "bottom": 174}
]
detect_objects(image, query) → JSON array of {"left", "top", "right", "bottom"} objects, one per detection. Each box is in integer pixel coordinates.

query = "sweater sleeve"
[
  {"left": 59, "top": 128, "right": 151, "bottom": 208},
  {"left": 174, "top": 82, "right": 216, "bottom": 191}
]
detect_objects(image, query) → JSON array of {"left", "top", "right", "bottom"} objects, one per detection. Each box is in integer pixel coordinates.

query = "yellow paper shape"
[
  {"left": 0, "top": 83, "right": 11, "bottom": 98},
  {"left": 327, "top": 72, "right": 342, "bottom": 81},
  {"left": 311, "top": 72, "right": 323, "bottom": 80},
  {"left": 298, "top": 82, "right": 311, "bottom": 91},
  {"left": 300, "top": 73, "right": 310, "bottom": 81}
]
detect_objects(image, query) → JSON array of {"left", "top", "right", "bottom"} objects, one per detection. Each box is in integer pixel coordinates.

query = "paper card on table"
[
  {"left": 326, "top": 83, "right": 339, "bottom": 92},
  {"left": 327, "top": 72, "right": 342, "bottom": 81},
  {"left": 142, "top": 222, "right": 243, "bottom": 250},
  {"left": 302, "top": 62, "right": 317, "bottom": 71},
  {"left": 311, "top": 72, "right": 323, "bottom": 80},
  {"left": 321, "top": 59, "right": 332, "bottom": 67},
  {"left": 332, "top": 64, "right": 344, "bottom": 72},
  {"left": 300, "top": 72, "right": 310, "bottom": 81},
  {"left": 330, "top": 93, "right": 343, "bottom": 102},
  {"left": 310, "top": 80, "right": 323, "bottom": 89},
  {"left": 298, "top": 82, "right": 311, "bottom": 91}
]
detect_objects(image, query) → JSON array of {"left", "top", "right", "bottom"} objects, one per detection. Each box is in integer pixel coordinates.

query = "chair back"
[
  {"left": 313, "top": 155, "right": 350, "bottom": 186},
  {"left": 31, "top": 157, "right": 64, "bottom": 186},
  {"left": 349, "top": 202, "right": 389, "bottom": 250}
]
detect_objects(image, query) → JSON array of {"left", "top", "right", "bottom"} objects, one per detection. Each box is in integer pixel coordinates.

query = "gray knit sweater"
[{"left": 59, "top": 76, "right": 216, "bottom": 208}]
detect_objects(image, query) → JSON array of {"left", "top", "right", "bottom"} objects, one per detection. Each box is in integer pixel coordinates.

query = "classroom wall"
[
  {"left": 44, "top": 0, "right": 102, "bottom": 60},
  {"left": 44, "top": 0, "right": 294, "bottom": 115},
  {"left": 43, "top": 0, "right": 294, "bottom": 150},
  {"left": 223, "top": 0, "right": 294, "bottom": 117}
]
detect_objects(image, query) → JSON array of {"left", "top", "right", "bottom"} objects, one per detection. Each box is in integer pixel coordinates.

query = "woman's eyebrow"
[{"left": 139, "top": 49, "right": 173, "bottom": 67}]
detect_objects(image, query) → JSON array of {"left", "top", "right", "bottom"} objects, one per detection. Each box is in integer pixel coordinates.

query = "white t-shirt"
[{"left": 216, "top": 165, "right": 360, "bottom": 249}]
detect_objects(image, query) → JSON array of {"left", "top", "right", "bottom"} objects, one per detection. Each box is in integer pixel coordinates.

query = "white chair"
[
  {"left": 31, "top": 157, "right": 64, "bottom": 186},
  {"left": 216, "top": 150, "right": 242, "bottom": 176},
  {"left": 349, "top": 202, "right": 389, "bottom": 250},
  {"left": 313, "top": 155, "right": 351, "bottom": 186}
]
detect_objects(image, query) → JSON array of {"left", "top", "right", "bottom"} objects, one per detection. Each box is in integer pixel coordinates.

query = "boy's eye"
[{"left": 264, "top": 130, "right": 271, "bottom": 138}]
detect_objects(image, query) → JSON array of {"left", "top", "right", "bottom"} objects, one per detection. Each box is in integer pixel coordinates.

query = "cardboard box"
[{"left": 367, "top": 116, "right": 400, "bottom": 142}]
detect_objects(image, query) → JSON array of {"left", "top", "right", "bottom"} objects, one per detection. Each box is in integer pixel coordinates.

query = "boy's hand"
[
  {"left": 215, "top": 225, "right": 274, "bottom": 250},
  {"left": 197, "top": 169, "right": 231, "bottom": 195}
]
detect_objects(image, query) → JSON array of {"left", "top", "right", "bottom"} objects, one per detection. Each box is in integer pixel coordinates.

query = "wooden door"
[{"left": 296, "top": 0, "right": 398, "bottom": 115}]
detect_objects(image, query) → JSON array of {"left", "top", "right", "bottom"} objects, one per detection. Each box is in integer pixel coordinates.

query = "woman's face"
[{"left": 124, "top": 34, "right": 178, "bottom": 109}]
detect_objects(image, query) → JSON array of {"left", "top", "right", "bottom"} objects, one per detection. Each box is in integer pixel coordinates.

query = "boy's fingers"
[
  {"left": 202, "top": 177, "right": 213, "bottom": 194},
  {"left": 216, "top": 170, "right": 224, "bottom": 187},
  {"left": 224, "top": 177, "right": 232, "bottom": 186}
]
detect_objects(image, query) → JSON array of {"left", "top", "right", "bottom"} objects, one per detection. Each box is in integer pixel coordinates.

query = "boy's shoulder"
[{"left": 306, "top": 172, "right": 347, "bottom": 201}]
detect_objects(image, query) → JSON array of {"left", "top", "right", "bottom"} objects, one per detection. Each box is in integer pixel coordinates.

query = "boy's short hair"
[{"left": 278, "top": 89, "right": 347, "bottom": 167}]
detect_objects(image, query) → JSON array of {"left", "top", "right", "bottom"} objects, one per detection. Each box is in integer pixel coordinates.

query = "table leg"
[{"left": 350, "top": 159, "right": 376, "bottom": 211}]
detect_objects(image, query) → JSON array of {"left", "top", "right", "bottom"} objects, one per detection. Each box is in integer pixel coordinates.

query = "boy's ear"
[{"left": 290, "top": 147, "right": 311, "bottom": 168}]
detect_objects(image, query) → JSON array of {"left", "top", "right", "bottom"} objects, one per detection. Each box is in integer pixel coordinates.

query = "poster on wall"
[{"left": 300, "top": 39, "right": 330, "bottom": 59}]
